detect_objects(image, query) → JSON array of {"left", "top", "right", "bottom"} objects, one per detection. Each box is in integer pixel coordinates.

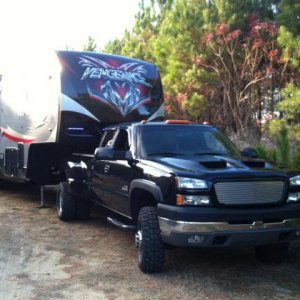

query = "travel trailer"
[{"left": 0, "top": 51, "right": 164, "bottom": 186}]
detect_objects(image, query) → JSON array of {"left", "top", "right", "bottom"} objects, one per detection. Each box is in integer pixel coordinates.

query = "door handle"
[{"left": 104, "top": 165, "right": 110, "bottom": 173}]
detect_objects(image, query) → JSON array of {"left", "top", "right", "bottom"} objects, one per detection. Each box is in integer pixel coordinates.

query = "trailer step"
[{"left": 107, "top": 216, "right": 136, "bottom": 232}]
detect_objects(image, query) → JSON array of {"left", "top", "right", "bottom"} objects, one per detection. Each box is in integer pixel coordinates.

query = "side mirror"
[
  {"left": 241, "top": 147, "right": 258, "bottom": 159},
  {"left": 95, "top": 147, "right": 114, "bottom": 160},
  {"left": 95, "top": 147, "right": 133, "bottom": 160}
]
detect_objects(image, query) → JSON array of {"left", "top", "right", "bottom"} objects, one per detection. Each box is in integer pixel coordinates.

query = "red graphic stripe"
[{"left": 3, "top": 132, "right": 36, "bottom": 144}]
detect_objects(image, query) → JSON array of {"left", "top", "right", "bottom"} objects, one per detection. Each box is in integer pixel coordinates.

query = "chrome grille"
[{"left": 214, "top": 181, "right": 285, "bottom": 205}]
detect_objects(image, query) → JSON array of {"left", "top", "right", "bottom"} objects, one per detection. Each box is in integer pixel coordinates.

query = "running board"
[{"left": 107, "top": 216, "right": 137, "bottom": 232}]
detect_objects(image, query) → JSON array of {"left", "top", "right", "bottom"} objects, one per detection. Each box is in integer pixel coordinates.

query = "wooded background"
[{"left": 85, "top": 0, "right": 300, "bottom": 169}]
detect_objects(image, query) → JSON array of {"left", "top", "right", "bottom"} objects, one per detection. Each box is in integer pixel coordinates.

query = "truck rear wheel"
[
  {"left": 76, "top": 199, "right": 91, "bottom": 220},
  {"left": 135, "top": 206, "right": 164, "bottom": 273},
  {"left": 57, "top": 182, "right": 76, "bottom": 221},
  {"left": 255, "top": 242, "right": 289, "bottom": 264}
]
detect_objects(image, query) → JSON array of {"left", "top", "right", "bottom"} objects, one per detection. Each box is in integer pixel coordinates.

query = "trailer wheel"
[
  {"left": 255, "top": 242, "right": 289, "bottom": 264},
  {"left": 57, "top": 182, "right": 76, "bottom": 221},
  {"left": 135, "top": 206, "right": 164, "bottom": 273},
  {"left": 76, "top": 199, "right": 91, "bottom": 220}
]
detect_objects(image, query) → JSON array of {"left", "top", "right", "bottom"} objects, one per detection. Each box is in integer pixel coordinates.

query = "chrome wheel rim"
[
  {"left": 57, "top": 191, "right": 63, "bottom": 215},
  {"left": 135, "top": 230, "right": 142, "bottom": 248}
]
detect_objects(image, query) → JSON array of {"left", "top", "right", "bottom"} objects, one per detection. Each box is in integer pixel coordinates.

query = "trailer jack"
[{"left": 38, "top": 185, "right": 48, "bottom": 208}]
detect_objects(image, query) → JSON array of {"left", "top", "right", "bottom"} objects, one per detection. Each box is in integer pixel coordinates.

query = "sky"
[{"left": 0, "top": 0, "right": 140, "bottom": 61}]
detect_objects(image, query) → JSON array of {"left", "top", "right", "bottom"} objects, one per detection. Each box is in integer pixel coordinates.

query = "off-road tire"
[
  {"left": 255, "top": 242, "right": 289, "bottom": 264},
  {"left": 57, "top": 182, "right": 76, "bottom": 221},
  {"left": 136, "top": 206, "right": 164, "bottom": 273}
]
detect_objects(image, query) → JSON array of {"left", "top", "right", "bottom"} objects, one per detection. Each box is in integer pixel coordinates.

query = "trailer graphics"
[
  {"left": 0, "top": 127, "right": 37, "bottom": 144},
  {"left": 0, "top": 51, "right": 164, "bottom": 184},
  {"left": 78, "top": 55, "right": 152, "bottom": 117}
]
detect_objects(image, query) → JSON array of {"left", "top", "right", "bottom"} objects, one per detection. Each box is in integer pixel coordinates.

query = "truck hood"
[{"left": 149, "top": 155, "right": 286, "bottom": 179}]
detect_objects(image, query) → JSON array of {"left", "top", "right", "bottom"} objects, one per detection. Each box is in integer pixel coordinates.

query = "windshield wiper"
[{"left": 147, "top": 152, "right": 183, "bottom": 157}]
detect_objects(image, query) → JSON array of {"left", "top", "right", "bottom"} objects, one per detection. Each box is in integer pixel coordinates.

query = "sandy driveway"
[{"left": 1, "top": 181, "right": 300, "bottom": 300}]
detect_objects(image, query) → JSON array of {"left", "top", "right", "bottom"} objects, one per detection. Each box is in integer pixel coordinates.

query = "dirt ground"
[{"left": 1, "top": 182, "right": 300, "bottom": 300}]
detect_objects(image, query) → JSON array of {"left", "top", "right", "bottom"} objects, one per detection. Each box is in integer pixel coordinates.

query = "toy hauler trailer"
[{"left": 0, "top": 50, "right": 164, "bottom": 186}]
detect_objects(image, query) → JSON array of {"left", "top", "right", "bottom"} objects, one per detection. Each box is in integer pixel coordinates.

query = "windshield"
[{"left": 139, "top": 125, "right": 240, "bottom": 158}]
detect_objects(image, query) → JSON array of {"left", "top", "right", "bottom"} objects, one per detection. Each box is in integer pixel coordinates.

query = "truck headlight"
[
  {"left": 176, "top": 177, "right": 208, "bottom": 189},
  {"left": 176, "top": 194, "right": 211, "bottom": 206},
  {"left": 288, "top": 192, "right": 300, "bottom": 203},
  {"left": 290, "top": 175, "right": 300, "bottom": 186}
]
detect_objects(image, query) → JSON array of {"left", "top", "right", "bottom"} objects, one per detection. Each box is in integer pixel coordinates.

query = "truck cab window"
[
  {"left": 100, "top": 130, "right": 116, "bottom": 148},
  {"left": 113, "top": 130, "right": 130, "bottom": 151}
]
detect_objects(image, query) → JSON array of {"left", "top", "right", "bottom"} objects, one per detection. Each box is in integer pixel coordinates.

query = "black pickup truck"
[{"left": 57, "top": 120, "right": 300, "bottom": 273}]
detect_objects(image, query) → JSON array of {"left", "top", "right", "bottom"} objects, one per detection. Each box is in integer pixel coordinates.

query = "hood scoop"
[
  {"left": 242, "top": 160, "right": 265, "bottom": 169},
  {"left": 200, "top": 160, "right": 227, "bottom": 169}
]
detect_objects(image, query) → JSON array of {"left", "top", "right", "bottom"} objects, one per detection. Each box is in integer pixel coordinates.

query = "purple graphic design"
[{"left": 78, "top": 55, "right": 152, "bottom": 116}]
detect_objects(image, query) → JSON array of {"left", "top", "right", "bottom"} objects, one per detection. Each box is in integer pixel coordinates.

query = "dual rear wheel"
[{"left": 57, "top": 182, "right": 91, "bottom": 221}]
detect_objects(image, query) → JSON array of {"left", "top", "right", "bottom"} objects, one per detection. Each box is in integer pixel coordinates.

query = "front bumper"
[{"left": 157, "top": 204, "right": 300, "bottom": 247}]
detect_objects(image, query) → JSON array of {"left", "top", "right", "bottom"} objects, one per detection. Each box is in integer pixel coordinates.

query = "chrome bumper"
[{"left": 159, "top": 217, "right": 300, "bottom": 236}]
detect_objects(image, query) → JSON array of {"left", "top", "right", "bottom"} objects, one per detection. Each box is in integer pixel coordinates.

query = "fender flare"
[
  {"left": 64, "top": 161, "right": 88, "bottom": 182},
  {"left": 64, "top": 160, "right": 89, "bottom": 198},
  {"left": 129, "top": 179, "right": 164, "bottom": 203}
]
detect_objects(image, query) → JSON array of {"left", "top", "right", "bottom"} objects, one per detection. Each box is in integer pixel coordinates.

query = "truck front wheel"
[
  {"left": 57, "top": 182, "right": 76, "bottom": 221},
  {"left": 255, "top": 242, "right": 289, "bottom": 264},
  {"left": 135, "top": 206, "right": 165, "bottom": 273}
]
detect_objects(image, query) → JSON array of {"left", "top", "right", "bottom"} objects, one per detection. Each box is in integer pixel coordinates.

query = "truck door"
[
  {"left": 90, "top": 129, "right": 117, "bottom": 206},
  {"left": 105, "top": 129, "right": 133, "bottom": 215},
  {"left": 91, "top": 128, "right": 133, "bottom": 215}
]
